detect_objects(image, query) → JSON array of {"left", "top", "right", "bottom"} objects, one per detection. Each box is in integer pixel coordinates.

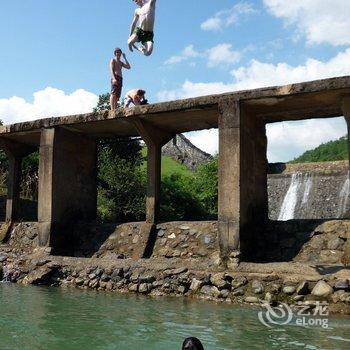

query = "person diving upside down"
[{"left": 128, "top": 0, "right": 157, "bottom": 56}]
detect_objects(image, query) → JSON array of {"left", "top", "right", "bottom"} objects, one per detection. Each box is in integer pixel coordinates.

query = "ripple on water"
[{"left": 0, "top": 284, "right": 350, "bottom": 350}]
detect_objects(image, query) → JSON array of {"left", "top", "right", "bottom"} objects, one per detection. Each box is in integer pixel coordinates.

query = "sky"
[{"left": 0, "top": 0, "right": 350, "bottom": 162}]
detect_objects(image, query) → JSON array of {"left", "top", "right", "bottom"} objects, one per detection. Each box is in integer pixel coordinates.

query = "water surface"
[{"left": 0, "top": 283, "right": 350, "bottom": 350}]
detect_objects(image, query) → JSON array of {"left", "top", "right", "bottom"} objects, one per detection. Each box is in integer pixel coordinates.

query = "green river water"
[{"left": 0, "top": 283, "right": 350, "bottom": 350}]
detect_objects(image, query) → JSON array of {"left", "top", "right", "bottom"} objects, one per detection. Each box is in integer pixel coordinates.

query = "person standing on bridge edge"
[
  {"left": 128, "top": 0, "right": 157, "bottom": 56},
  {"left": 110, "top": 48, "right": 131, "bottom": 111}
]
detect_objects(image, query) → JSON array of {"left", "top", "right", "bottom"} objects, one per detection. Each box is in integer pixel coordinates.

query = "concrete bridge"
[{"left": 1, "top": 76, "right": 350, "bottom": 264}]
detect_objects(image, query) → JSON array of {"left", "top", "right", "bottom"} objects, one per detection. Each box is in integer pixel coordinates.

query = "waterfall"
[
  {"left": 338, "top": 171, "right": 350, "bottom": 218},
  {"left": 1, "top": 266, "right": 10, "bottom": 283},
  {"left": 278, "top": 173, "right": 302, "bottom": 221},
  {"left": 278, "top": 172, "right": 313, "bottom": 221}
]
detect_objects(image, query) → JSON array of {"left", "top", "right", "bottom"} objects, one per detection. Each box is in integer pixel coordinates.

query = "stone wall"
[{"left": 162, "top": 134, "right": 212, "bottom": 171}]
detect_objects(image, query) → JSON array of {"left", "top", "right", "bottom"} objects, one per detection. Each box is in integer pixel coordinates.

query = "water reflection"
[{"left": 0, "top": 284, "right": 349, "bottom": 350}]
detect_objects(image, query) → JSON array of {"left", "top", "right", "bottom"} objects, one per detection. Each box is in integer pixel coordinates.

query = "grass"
[{"left": 140, "top": 147, "right": 193, "bottom": 178}]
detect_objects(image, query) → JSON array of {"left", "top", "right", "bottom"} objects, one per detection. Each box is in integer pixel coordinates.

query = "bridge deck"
[{"left": 1, "top": 75, "right": 350, "bottom": 147}]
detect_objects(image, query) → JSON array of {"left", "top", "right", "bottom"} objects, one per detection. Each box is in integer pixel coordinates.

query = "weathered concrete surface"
[{"left": 38, "top": 128, "right": 97, "bottom": 252}]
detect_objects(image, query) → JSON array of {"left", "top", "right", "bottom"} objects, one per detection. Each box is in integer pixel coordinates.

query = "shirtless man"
[
  {"left": 123, "top": 89, "right": 147, "bottom": 107},
  {"left": 128, "top": 0, "right": 157, "bottom": 56},
  {"left": 110, "top": 48, "right": 131, "bottom": 111}
]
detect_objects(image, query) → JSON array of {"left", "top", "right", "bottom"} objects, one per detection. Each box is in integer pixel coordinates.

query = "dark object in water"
[{"left": 182, "top": 337, "right": 204, "bottom": 350}]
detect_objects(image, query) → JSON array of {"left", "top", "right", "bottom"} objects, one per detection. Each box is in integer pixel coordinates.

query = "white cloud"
[
  {"left": 0, "top": 87, "right": 98, "bottom": 125},
  {"left": 164, "top": 43, "right": 241, "bottom": 67},
  {"left": 164, "top": 44, "right": 200, "bottom": 65},
  {"left": 264, "top": 0, "right": 350, "bottom": 46},
  {"left": 201, "top": 2, "right": 256, "bottom": 31},
  {"left": 185, "top": 129, "right": 219, "bottom": 156},
  {"left": 266, "top": 118, "right": 347, "bottom": 162},
  {"left": 206, "top": 43, "right": 241, "bottom": 67},
  {"left": 158, "top": 49, "right": 350, "bottom": 161}
]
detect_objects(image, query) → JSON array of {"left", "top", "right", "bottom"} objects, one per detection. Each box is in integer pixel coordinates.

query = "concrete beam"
[
  {"left": 131, "top": 119, "right": 173, "bottom": 224},
  {"left": 218, "top": 98, "right": 241, "bottom": 267},
  {"left": 38, "top": 128, "right": 97, "bottom": 252}
]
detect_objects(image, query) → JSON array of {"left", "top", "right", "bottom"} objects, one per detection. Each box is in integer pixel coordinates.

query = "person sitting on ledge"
[
  {"left": 123, "top": 89, "right": 148, "bottom": 107},
  {"left": 182, "top": 337, "right": 205, "bottom": 350}
]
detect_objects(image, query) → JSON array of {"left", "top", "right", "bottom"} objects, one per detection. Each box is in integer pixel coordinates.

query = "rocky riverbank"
[{"left": 1, "top": 245, "right": 350, "bottom": 315}]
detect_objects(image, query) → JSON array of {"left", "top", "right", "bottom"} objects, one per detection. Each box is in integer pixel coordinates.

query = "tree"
[{"left": 94, "top": 93, "right": 146, "bottom": 222}]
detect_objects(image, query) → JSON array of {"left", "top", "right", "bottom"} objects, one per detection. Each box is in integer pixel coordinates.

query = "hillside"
[
  {"left": 140, "top": 147, "right": 192, "bottom": 178},
  {"left": 290, "top": 136, "right": 348, "bottom": 163}
]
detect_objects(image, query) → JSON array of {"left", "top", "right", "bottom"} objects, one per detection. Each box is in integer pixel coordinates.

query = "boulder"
[
  {"left": 334, "top": 280, "right": 349, "bottom": 291},
  {"left": 22, "top": 265, "right": 55, "bottom": 285},
  {"left": 252, "top": 280, "right": 264, "bottom": 294},
  {"left": 311, "top": 281, "right": 333, "bottom": 297},
  {"left": 245, "top": 296, "right": 259, "bottom": 303},
  {"left": 210, "top": 273, "right": 230, "bottom": 290},
  {"left": 200, "top": 285, "right": 220, "bottom": 298},
  {"left": 283, "top": 286, "right": 296, "bottom": 295}
]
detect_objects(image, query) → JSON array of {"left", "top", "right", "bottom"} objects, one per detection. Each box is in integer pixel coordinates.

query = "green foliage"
[
  {"left": 98, "top": 147, "right": 146, "bottom": 222},
  {"left": 93, "top": 93, "right": 111, "bottom": 112},
  {"left": 191, "top": 156, "right": 218, "bottom": 216},
  {"left": 290, "top": 136, "right": 348, "bottom": 163},
  {"left": 160, "top": 173, "right": 206, "bottom": 221},
  {"left": 140, "top": 146, "right": 192, "bottom": 178}
]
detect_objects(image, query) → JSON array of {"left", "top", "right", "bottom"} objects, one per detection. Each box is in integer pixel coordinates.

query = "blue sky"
[{"left": 1, "top": 0, "right": 350, "bottom": 161}]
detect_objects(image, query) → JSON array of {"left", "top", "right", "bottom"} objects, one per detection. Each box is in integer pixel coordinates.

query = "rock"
[
  {"left": 178, "top": 286, "right": 186, "bottom": 294},
  {"left": 190, "top": 278, "right": 203, "bottom": 292},
  {"left": 270, "top": 284, "right": 281, "bottom": 294},
  {"left": 331, "top": 290, "right": 346, "bottom": 303},
  {"left": 138, "top": 274, "right": 155, "bottom": 284},
  {"left": 296, "top": 281, "right": 309, "bottom": 295},
  {"left": 219, "top": 289, "right": 230, "bottom": 299},
  {"left": 22, "top": 265, "right": 55, "bottom": 285},
  {"left": 179, "top": 225, "right": 190, "bottom": 230},
  {"left": 211, "top": 273, "right": 230, "bottom": 290},
  {"left": 245, "top": 296, "right": 259, "bottom": 303},
  {"left": 139, "top": 283, "right": 152, "bottom": 294},
  {"left": 293, "top": 295, "right": 304, "bottom": 302},
  {"left": 252, "top": 280, "right": 264, "bottom": 294},
  {"left": 100, "top": 273, "right": 110, "bottom": 282},
  {"left": 164, "top": 267, "right": 188, "bottom": 277},
  {"left": 264, "top": 292, "right": 273, "bottom": 303},
  {"left": 0, "top": 255, "right": 7, "bottom": 263},
  {"left": 200, "top": 285, "right": 220, "bottom": 298},
  {"left": 132, "top": 236, "right": 139, "bottom": 244},
  {"left": 75, "top": 278, "right": 84, "bottom": 286},
  {"left": 110, "top": 268, "right": 123, "bottom": 282},
  {"left": 168, "top": 233, "right": 176, "bottom": 239},
  {"left": 34, "top": 259, "right": 51, "bottom": 267},
  {"left": 231, "top": 287, "right": 245, "bottom": 297},
  {"left": 283, "top": 286, "right": 296, "bottom": 295},
  {"left": 311, "top": 281, "right": 333, "bottom": 297},
  {"left": 327, "top": 237, "right": 343, "bottom": 250},
  {"left": 334, "top": 280, "right": 349, "bottom": 291},
  {"left": 94, "top": 268, "right": 104, "bottom": 277},
  {"left": 157, "top": 230, "right": 165, "bottom": 237},
  {"left": 231, "top": 276, "right": 248, "bottom": 290},
  {"left": 128, "top": 283, "right": 138, "bottom": 292}
]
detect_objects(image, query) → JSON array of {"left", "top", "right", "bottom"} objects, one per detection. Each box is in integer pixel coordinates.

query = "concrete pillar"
[
  {"left": 0, "top": 139, "right": 35, "bottom": 222},
  {"left": 218, "top": 98, "right": 241, "bottom": 267},
  {"left": 131, "top": 119, "right": 173, "bottom": 223},
  {"left": 38, "top": 127, "right": 97, "bottom": 251},
  {"left": 218, "top": 99, "right": 268, "bottom": 265},
  {"left": 5, "top": 154, "right": 21, "bottom": 222}
]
